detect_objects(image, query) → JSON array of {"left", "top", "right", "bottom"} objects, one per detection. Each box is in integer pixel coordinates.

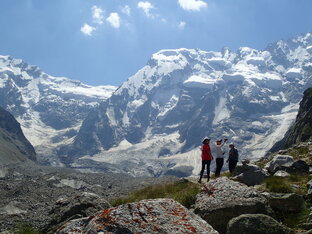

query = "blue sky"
[{"left": 0, "top": 0, "right": 311, "bottom": 86}]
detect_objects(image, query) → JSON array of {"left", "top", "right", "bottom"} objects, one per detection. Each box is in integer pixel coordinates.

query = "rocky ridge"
[
  {"left": 0, "top": 106, "right": 36, "bottom": 165},
  {"left": 271, "top": 87, "right": 312, "bottom": 152}
]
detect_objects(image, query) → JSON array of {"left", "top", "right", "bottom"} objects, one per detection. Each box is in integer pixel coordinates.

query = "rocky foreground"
[
  {"left": 0, "top": 161, "right": 177, "bottom": 232},
  {"left": 1, "top": 146, "right": 312, "bottom": 233}
]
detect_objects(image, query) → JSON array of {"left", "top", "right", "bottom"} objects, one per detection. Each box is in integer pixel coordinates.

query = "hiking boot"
[{"left": 198, "top": 179, "right": 202, "bottom": 184}]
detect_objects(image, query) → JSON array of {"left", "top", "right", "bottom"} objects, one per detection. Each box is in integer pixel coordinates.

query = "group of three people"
[{"left": 198, "top": 137, "right": 238, "bottom": 183}]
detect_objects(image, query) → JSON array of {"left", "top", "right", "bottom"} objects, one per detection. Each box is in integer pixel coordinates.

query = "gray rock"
[
  {"left": 288, "top": 160, "right": 309, "bottom": 174},
  {"left": 273, "top": 170, "right": 290, "bottom": 177},
  {"left": 226, "top": 214, "right": 294, "bottom": 234},
  {"left": 269, "top": 193, "right": 306, "bottom": 212},
  {"left": 265, "top": 155, "right": 294, "bottom": 174},
  {"left": 57, "top": 198, "right": 218, "bottom": 234},
  {"left": 233, "top": 163, "right": 266, "bottom": 186},
  {"left": 43, "top": 192, "right": 111, "bottom": 233},
  {"left": 194, "top": 177, "right": 269, "bottom": 234}
]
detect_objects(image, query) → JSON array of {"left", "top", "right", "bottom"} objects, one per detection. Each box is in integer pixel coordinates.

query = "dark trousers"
[
  {"left": 229, "top": 160, "right": 238, "bottom": 173},
  {"left": 215, "top": 158, "right": 224, "bottom": 177},
  {"left": 199, "top": 160, "right": 211, "bottom": 179}
]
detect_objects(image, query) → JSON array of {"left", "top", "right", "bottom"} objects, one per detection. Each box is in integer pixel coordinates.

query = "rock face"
[
  {"left": 226, "top": 214, "right": 294, "bottom": 234},
  {"left": 43, "top": 192, "right": 111, "bottom": 233},
  {"left": 194, "top": 177, "right": 269, "bottom": 233},
  {"left": 0, "top": 106, "right": 36, "bottom": 165},
  {"left": 233, "top": 163, "right": 266, "bottom": 186},
  {"left": 271, "top": 87, "right": 312, "bottom": 152},
  {"left": 269, "top": 193, "right": 306, "bottom": 212},
  {"left": 57, "top": 198, "right": 218, "bottom": 234}
]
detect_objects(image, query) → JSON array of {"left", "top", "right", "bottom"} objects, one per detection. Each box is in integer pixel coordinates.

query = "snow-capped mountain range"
[
  {"left": 60, "top": 32, "right": 312, "bottom": 177},
  {"left": 1, "top": 32, "right": 312, "bottom": 177},
  {"left": 0, "top": 55, "right": 116, "bottom": 164}
]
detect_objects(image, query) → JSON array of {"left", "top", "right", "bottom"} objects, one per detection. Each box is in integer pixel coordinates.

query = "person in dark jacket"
[
  {"left": 198, "top": 137, "right": 213, "bottom": 183},
  {"left": 226, "top": 143, "right": 238, "bottom": 174}
]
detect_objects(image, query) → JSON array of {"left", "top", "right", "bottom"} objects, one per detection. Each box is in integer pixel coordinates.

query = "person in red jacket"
[{"left": 198, "top": 137, "right": 213, "bottom": 183}]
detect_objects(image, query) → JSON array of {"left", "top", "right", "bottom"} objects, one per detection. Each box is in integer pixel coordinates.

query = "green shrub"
[
  {"left": 264, "top": 177, "right": 293, "bottom": 193},
  {"left": 110, "top": 179, "right": 201, "bottom": 208}
]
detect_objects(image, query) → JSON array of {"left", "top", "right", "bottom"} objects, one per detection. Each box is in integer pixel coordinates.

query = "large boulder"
[
  {"left": 194, "top": 177, "right": 269, "bottom": 234},
  {"left": 226, "top": 214, "right": 294, "bottom": 234},
  {"left": 43, "top": 192, "right": 111, "bottom": 233},
  {"left": 265, "top": 155, "right": 294, "bottom": 174},
  {"left": 57, "top": 198, "right": 218, "bottom": 234},
  {"left": 288, "top": 160, "right": 309, "bottom": 174},
  {"left": 233, "top": 163, "right": 267, "bottom": 186},
  {"left": 268, "top": 193, "right": 306, "bottom": 213}
]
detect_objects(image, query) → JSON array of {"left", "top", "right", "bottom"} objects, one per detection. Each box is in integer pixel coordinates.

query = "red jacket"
[{"left": 202, "top": 144, "right": 213, "bottom": 160}]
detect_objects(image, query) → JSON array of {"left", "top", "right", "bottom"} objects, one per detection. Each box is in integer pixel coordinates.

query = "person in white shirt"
[{"left": 214, "top": 138, "right": 228, "bottom": 177}]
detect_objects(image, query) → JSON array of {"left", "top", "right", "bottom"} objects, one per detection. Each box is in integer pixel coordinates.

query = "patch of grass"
[
  {"left": 283, "top": 207, "right": 311, "bottom": 229},
  {"left": 287, "top": 145, "right": 312, "bottom": 164},
  {"left": 262, "top": 174, "right": 312, "bottom": 195},
  {"left": 297, "top": 146, "right": 310, "bottom": 155},
  {"left": 110, "top": 179, "right": 201, "bottom": 208},
  {"left": 220, "top": 171, "right": 232, "bottom": 177},
  {"left": 16, "top": 223, "right": 41, "bottom": 234},
  {"left": 264, "top": 177, "right": 294, "bottom": 193}
]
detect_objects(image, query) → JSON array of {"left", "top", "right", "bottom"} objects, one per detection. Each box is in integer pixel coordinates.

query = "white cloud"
[
  {"left": 178, "top": 21, "right": 186, "bottom": 30},
  {"left": 106, "top": 12, "right": 121, "bottom": 29},
  {"left": 137, "top": 1, "right": 155, "bottom": 18},
  {"left": 178, "top": 0, "right": 207, "bottom": 11},
  {"left": 92, "top": 6, "right": 104, "bottom": 25},
  {"left": 122, "top": 5, "right": 131, "bottom": 16},
  {"left": 80, "top": 23, "right": 96, "bottom": 36}
]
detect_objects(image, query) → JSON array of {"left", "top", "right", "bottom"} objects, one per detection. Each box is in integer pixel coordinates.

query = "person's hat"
[
  {"left": 202, "top": 137, "right": 210, "bottom": 144},
  {"left": 216, "top": 139, "right": 222, "bottom": 142},
  {"left": 229, "top": 143, "right": 235, "bottom": 146}
]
